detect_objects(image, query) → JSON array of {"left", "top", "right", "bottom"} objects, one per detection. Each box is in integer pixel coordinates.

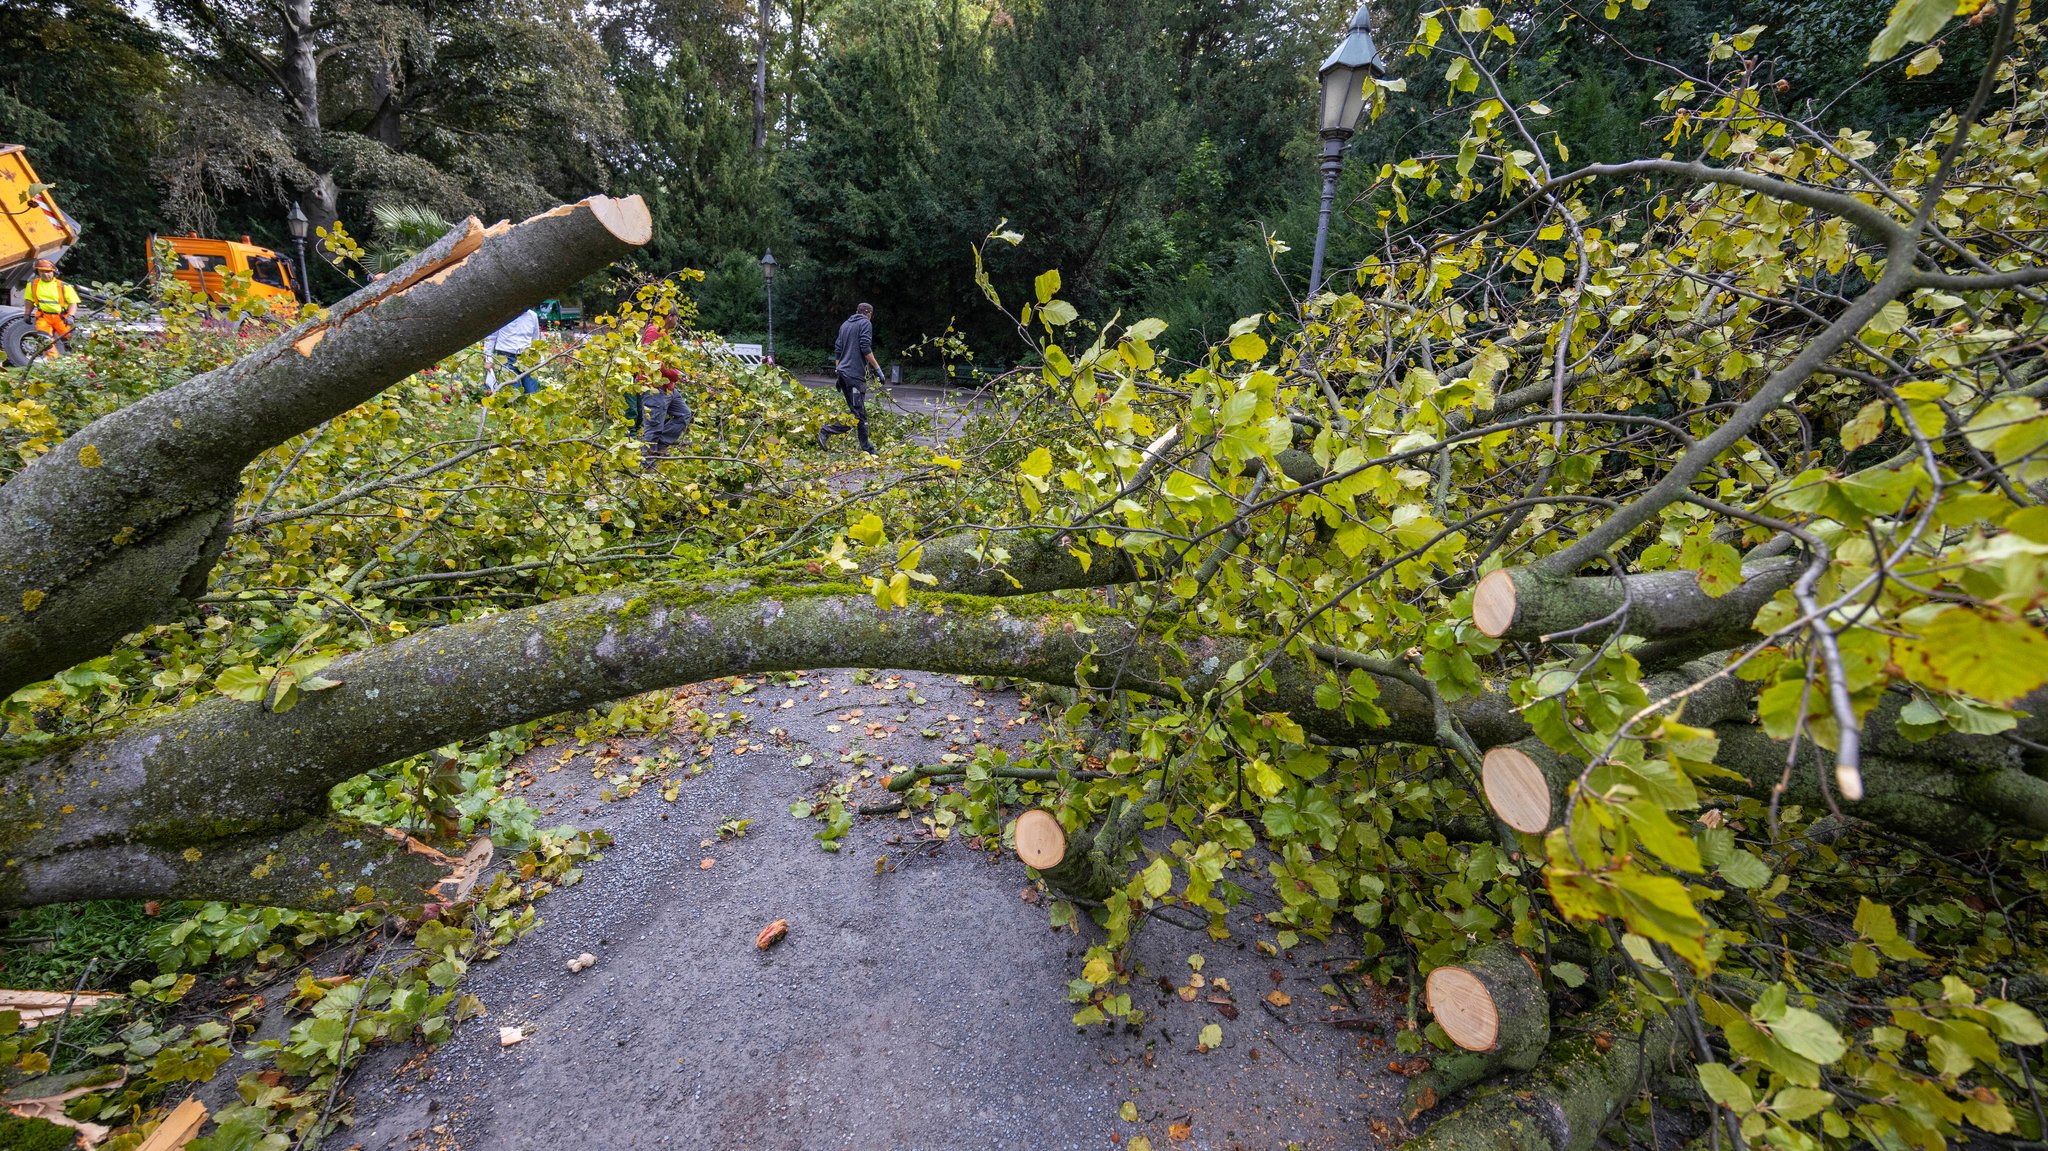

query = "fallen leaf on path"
[
  {"left": 700, "top": 858, "right": 716, "bottom": 869},
  {"left": 1119, "top": 1101, "right": 1139, "bottom": 1121},
  {"left": 1265, "top": 990, "right": 1292, "bottom": 1008},
  {"left": 1197, "top": 1024, "right": 1222, "bottom": 1052},
  {"left": 1168, "top": 1123, "right": 1192, "bottom": 1142},
  {"left": 756, "top": 919, "right": 789, "bottom": 950},
  {"left": 498, "top": 1027, "right": 527, "bottom": 1048}
]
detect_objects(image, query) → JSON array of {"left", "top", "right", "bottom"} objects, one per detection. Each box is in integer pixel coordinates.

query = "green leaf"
[
  {"left": 1019, "top": 447, "right": 1054, "bottom": 479},
  {"left": 1984, "top": 1001, "right": 2048, "bottom": 1045},
  {"left": 1141, "top": 857, "right": 1174, "bottom": 898},
  {"left": 1228, "top": 332, "right": 1268, "bottom": 362},
  {"left": 1697, "top": 1063, "right": 1754, "bottom": 1113},
  {"left": 216, "top": 665, "right": 271, "bottom": 703},
  {"left": 1772, "top": 1086, "right": 1835, "bottom": 1121},
  {"left": 1198, "top": 1023, "right": 1222, "bottom": 1050},
  {"left": 1035, "top": 269, "right": 1061, "bottom": 305},
  {"left": 1769, "top": 1007, "right": 1847, "bottom": 1065},
  {"left": 1869, "top": 0, "right": 1957, "bottom": 62},
  {"left": 1041, "top": 300, "right": 1079, "bottom": 327},
  {"left": 1126, "top": 317, "right": 1167, "bottom": 342},
  {"left": 1716, "top": 850, "right": 1772, "bottom": 890},
  {"left": 1551, "top": 961, "right": 1588, "bottom": 988},
  {"left": 1220, "top": 388, "right": 1260, "bottom": 428}
]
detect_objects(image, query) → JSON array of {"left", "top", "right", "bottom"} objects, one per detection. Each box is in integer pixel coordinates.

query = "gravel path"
[{"left": 342, "top": 670, "right": 1407, "bottom": 1151}]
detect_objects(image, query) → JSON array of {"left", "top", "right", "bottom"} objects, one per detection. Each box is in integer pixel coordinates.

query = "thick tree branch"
[{"left": 0, "top": 196, "right": 652, "bottom": 698}]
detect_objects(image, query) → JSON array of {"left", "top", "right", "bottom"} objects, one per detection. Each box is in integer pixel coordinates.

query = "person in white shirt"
[{"left": 484, "top": 308, "right": 543, "bottom": 395}]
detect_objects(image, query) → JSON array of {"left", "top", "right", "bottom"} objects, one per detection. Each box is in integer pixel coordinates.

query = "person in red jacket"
[{"left": 637, "top": 318, "right": 692, "bottom": 467}]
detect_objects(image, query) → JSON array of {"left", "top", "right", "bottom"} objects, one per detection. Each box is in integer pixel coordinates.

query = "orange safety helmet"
[{"left": 33, "top": 259, "right": 55, "bottom": 272}]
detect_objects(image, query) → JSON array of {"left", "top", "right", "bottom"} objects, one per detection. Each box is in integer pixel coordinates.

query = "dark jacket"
[{"left": 834, "top": 313, "right": 873, "bottom": 378}]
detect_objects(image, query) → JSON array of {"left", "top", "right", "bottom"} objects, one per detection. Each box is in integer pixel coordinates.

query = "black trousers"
[{"left": 822, "top": 370, "right": 873, "bottom": 449}]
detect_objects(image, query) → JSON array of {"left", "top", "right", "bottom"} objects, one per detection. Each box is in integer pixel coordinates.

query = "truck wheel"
[
  {"left": 0, "top": 313, "right": 37, "bottom": 367},
  {"left": 6, "top": 322, "right": 58, "bottom": 367}
]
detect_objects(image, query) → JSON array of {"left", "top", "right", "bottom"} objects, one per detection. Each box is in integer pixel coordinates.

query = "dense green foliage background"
[{"left": 1, "top": 0, "right": 1996, "bottom": 368}]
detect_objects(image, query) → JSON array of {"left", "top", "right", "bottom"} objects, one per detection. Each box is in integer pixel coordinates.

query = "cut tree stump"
[
  {"left": 1014, "top": 809, "right": 1066, "bottom": 870},
  {"left": 1012, "top": 809, "right": 1120, "bottom": 902},
  {"left": 1481, "top": 743, "right": 1563, "bottom": 835},
  {"left": 1426, "top": 944, "right": 1549, "bottom": 1056},
  {"left": 1471, "top": 559, "right": 1799, "bottom": 647},
  {"left": 1409, "top": 944, "right": 1551, "bottom": 1118}
]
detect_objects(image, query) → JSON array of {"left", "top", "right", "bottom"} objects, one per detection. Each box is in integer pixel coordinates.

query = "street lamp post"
[
  {"left": 1309, "top": 3, "right": 1384, "bottom": 295},
  {"left": 759, "top": 249, "right": 778, "bottom": 362},
  {"left": 285, "top": 202, "right": 311, "bottom": 303}
]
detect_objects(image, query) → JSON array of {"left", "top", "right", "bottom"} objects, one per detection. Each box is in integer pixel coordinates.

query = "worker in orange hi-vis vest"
[{"left": 23, "top": 258, "right": 78, "bottom": 356}]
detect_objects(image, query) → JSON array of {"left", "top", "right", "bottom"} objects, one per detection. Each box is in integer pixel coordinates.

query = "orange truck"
[
  {"left": 147, "top": 232, "right": 300, "bottom": 306},
  {"left": 2, "top": 144, "right": 301, "bottom": 364}
]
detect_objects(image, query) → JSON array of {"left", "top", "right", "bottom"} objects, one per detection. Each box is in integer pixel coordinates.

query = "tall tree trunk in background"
[
  {"left": 279, "top": 0, "right": 339, "bottom": 231},
  {"left": 367, "top": 61, "right": 403, "bottom": 151},
  {"left": 754, "top": 0, "right": 770, "bottom": 151},
  {"left": 783, "top": 0, "right": 806, "bottom": 131}
]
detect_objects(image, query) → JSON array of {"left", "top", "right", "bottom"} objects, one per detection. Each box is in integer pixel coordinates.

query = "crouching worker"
[{"left": 637, "top": 317, "right": 692, "bottom": 467}]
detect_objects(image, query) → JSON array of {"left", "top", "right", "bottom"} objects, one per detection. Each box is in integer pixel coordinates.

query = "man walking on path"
[
  {"left": 24, "top": 259, "right": 78, "bottom": 357},
  {"left": 484, "top": 307, "right": 542, "bottom": 394},
  {"left": 820, "top": 303, "right": 883, "bottom": 454}
]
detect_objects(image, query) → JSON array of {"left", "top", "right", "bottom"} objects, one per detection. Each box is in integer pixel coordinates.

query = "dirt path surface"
[{"left": 343, "top": 670, "right": 1406, "bottom": 1151}]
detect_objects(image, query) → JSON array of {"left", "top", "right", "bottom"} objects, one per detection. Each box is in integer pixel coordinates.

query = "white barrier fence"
[{"left": 689, "top": 339, "right": 766, "bottom": 365}]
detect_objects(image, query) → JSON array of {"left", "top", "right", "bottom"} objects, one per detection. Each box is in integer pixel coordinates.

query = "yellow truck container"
[{"left": 0, "top": 144, "right": 79, "bottom": 295}]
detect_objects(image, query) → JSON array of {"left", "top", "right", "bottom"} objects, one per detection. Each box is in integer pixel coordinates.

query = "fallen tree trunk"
[
  {"left": 1401, "top": 1005, "right": 1682, "bottom": 1151},
  {"left": 1470, "top": 558, "right": 1800, "bottom": 646},
  {"left": 0, "top": 195, "right": 653, "bottom": 699},
  {"left": 1406, "top": 944, "right": 1551, "bottom": 1119},
  {"left": 1479, "top": 726, "right": 2048, "bottom": 849},
  {"left": 17, "top": 819, "right": 490, "bottom": 911},
  {"left": 8, "top": 572, "right": 2044, "bottom": 907}
]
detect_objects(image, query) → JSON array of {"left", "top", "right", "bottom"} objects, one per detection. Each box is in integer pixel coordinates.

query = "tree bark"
[
  {"left": 0, "top": 195, "right": 652, "bottom": 700},
  {"left": 1480, "top": 726, "right": 2048, "bottom": 850},
  {"left": 17, "top": 818, "right": 489, "bottom": 911},
  {"left": 1400, "top": 1006, "right": 1681, "bottom": 1151},
  {"left": 753, "top": 0, "right": 771, "bottom": 152},
  {"left": 278, "top": 0, "right": 339, "bottom": 234},
  {"left": 1470, "top": 558, "right": 1801, "bottom": 646}
]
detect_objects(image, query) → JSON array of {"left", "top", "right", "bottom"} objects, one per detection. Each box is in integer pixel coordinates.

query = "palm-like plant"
[{"left": 368, "top": 203, "right": 455, "bottom": 274}]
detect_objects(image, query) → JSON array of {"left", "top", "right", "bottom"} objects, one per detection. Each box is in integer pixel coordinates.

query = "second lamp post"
[
  {"left": 1310, "top": 3, "right": 1385, "bottom": 294},
  {"left": 759, "top": 249, "right": 777, "bottom": 362}
]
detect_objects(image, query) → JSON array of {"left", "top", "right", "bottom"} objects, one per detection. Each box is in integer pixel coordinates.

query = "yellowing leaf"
[
  {"left": 1198, "top": 1023, "right": 1222, "bottom": 1050},
  {"left": 1906, "top": 607, "right": 2048, "bottom": 704},
  {"left": 1020, "top": 447, "right": 1054, "bottom": 478},
  {"left": 1265, "top": 989, "right": 1291, "bottom": 1008},
  {"left": 848, "top": 513, "right": 885, "bottom": 547},
  {"left": 1228, "top": 332, "right": 1268, "bottom": 362}
]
